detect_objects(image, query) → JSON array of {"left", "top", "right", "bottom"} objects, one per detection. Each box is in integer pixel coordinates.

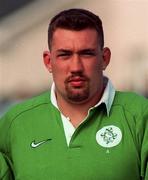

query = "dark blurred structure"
[{"left": 0, "top": 0, "right": 34, "bottom": 19}]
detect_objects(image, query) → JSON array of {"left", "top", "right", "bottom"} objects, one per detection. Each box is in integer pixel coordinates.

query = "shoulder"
[
  {"left": 114, "top": 91, "right": 147, "bottom": 105},
  {"left": 0, "top": 91, "right": 51, "bottom": 123},
  {"left": 113, "top": 91, "right": 148, "bottom": 116}
]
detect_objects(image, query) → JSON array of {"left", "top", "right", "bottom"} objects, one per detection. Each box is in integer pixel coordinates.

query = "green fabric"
[
  {"left": 0, "top": 91, "right": 147, "bottom": 180},
  {"left": 0, "top": 152, "right": 13, "bottom": 180}
]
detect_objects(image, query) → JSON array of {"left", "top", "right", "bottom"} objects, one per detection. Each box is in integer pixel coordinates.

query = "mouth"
[{"left": 67, "top": 77, "right": 87, "bottom": 88}]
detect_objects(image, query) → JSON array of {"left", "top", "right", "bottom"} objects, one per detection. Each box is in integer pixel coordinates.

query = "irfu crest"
[
  {"left": 96, "top": 125, "right": 122, "bottom": 148},
  {"left": 101, "top": 127, "right": 117, "bottom": 144}
]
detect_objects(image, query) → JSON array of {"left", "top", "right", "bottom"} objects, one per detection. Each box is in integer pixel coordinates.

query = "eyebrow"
[
  {"left": 56, "top": 48, "right": 97, "bottom": 54},
  {"left": 78, "top": 48, "right": 97, "bottom": 54},
  {"left": 56, "top": 49, "right": 72, "bottom": 53}
]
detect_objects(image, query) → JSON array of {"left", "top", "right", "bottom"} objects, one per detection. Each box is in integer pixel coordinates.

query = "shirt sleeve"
[
  {"left": 137, "top": 103, "right": 148, "bottom": 179},
  {"left": 0, "top": 113, "right": 9, "bottom": 153},
  {"left": 0, "top": 152, "right": 13, "bottom": 180},
  {"left": 141, "top": 114, "right": 148, "bottom": 180},
  {"left": 0, "top": 111, "right": 14, "bottom": 179}
]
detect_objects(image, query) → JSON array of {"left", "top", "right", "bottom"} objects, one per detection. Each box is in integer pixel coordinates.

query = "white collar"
[
  {"left": 50, "top": 77, "right": 115, "bottom": 116},
  {"left": 93, "top": 78, "right": 115, "bottom": 115}
]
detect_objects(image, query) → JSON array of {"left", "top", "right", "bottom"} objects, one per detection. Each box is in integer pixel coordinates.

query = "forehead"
[{"left": 51, "top": 28, "right": 99, "bottom": 50}]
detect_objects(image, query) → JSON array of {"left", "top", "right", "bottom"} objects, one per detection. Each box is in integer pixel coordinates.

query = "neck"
[{"left": 56, "top": 86, "right": 105, "bottom": 127}]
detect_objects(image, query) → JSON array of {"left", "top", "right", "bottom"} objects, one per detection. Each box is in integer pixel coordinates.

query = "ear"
[
  {"left": 43, "top": 51, "right": 52, "bottom": 73},
  {"left": 102, "top": 47, "right": 111, "bottom": 70}
]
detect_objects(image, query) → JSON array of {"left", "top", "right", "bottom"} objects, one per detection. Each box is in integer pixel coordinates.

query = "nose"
[{"left": 69, "top": 54, "right": 84, "bottom": 73}]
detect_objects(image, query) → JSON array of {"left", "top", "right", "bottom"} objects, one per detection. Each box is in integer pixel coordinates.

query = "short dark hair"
[{"left": 48, "top": 8, "right": 104, "bottom": 50}]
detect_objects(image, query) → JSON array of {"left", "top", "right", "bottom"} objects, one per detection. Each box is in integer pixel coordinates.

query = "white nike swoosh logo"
[{"left": 31, "top": 139, "right": 51, "bottom": 148}]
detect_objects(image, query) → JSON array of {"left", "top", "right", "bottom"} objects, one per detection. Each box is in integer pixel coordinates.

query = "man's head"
[
  {"left": 44, "top": 9, "right": 111, "bottom": 105},
  {"left": 48, "top": 8, "right": 104, "bottom": 50}
]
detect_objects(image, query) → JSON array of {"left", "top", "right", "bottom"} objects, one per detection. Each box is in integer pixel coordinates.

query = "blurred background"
[{"left": 0, "top": 0, "right": 148, "bottom": 116}]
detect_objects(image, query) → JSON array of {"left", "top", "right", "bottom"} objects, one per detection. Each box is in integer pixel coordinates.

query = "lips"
[{"left": 67, "top": 76, "right": 86, "bottom": 87}]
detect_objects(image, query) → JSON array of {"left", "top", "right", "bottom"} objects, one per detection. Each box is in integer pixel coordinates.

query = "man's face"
[{"left": 44, "top": 28, "right": 110, "bottom": 104}]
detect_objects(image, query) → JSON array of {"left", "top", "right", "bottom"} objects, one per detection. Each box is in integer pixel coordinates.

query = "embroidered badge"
[{"left": 96, "top": 125, "right": 122, "bottom": 148}]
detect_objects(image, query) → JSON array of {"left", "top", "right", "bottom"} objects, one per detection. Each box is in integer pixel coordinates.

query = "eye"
[
  {"left": 84, "top": 52, "right": 95, "bottom": 56},
  {"left": 57, "top": 51, "right": 72, "bottom": 59},
  {"left": 58, "top": 53, "right": 70, "bottom": 57},
  {"left": 79, "top": 50, "right": 96, "bottom": 57}
]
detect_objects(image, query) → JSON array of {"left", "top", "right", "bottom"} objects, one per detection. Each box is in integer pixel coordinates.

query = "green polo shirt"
[{"left": 0, "top": 91, "right": 147, "bottom": 180}]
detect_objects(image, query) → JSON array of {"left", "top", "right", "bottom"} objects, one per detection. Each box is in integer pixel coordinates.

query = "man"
[{"left": 0, "top": 8, "right": 147, "bottom": 180}]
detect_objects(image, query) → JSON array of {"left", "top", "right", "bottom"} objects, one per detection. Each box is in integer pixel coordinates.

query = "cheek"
[
  {"left": 51, "top": 63, "right": 67, "bottom": 82},
  {"left": 86, "top": 62, "right": 102, "bottom": 77},
  {"left": 51, "top": 60, "right": 68, "bottom": 72}
]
